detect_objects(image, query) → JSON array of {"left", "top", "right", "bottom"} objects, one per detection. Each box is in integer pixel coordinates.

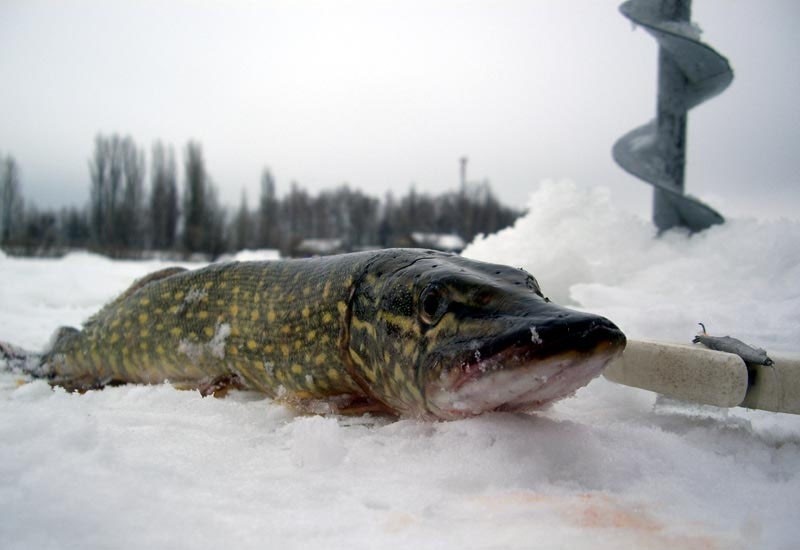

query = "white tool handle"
[{"left": 603, "top": 339, "right": 800, "bottom": 415}]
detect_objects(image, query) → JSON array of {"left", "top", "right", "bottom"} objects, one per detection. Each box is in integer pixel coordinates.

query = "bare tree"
[
  {"left": 0, "top": 154, "right": 23, "bottom": 246},
  {"left": 257, "top": 168, "right": 281, "bottom": 249},
  {"left": 150, "top": 142, "right": 178, "bottom": 250}
]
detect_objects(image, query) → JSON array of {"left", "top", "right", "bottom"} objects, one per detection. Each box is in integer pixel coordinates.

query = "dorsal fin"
[{"left": 85, "top": 266, "right": 188, "bottom": 327}]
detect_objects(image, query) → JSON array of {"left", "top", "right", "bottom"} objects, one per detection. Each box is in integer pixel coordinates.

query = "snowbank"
[
  {"left": 1, "top": 181, "right": 799, "bottom": 550},
  {"left": 464, "top": 180, "right": 800, "bottom": 351}
]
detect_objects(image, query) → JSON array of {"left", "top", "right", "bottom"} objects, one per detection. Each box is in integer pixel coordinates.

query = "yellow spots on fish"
[
  {"left": 198, "top": 310, "right": 209, "bottom": 320},
  {"left": 232, "top": 285, "right": 240, "bottom": 295},
  {"left": 230, "top": 325, "right": 240, "bottom": 337},
  {"left": 303, "top": 286, "right": 311, "bottom": 297},
  {"left": 247, "top": 339, "right": 258, "bottom": 351},
  {"left": 203, "top": 326, "right": 214, "bottom": 338},
  {"left": 364, "top": 367, "right": 378, "bottom": 383},
  {"left": 154, "top": 307, "right": 163, "bottom": 315},
  {"left": 185, "top": 311, "right": 194, "bottom": 320},
  {"left": 406, "top": 382, "right": 423, "bottom": 403},
  {"left": 350, "top": 348, "right": 367, "bottom": 369},
  {"left": 280, "top": 324, "right": 291, "bottom": 335},
  {"left": 250, "top": 310, "right": 259, "bottom": 322},
  {"left": 111, "top": 318, "right": 121, "bottom": 329},
  {"left": 90, "top": 349, "right": 102, "bottom": 369},
  {"left": 294, "top": 340, "right": 303, "bottom": 351},
  {"left": 174, "top": 290, "right": 185, "bottom": 301},
  {"left": 216, "top": 299, "right": 225, "bottom": 307},
  {"left": 139, "top": 297, "right": 150, "bottom": 306},
  {"left": 170, "top": 327, "right": 182, "bottom": 338},
  {"left": 263, "top": 344, "right": 274, "bottom": 354},
  {"left": 161, "top": 292, "right": 171, "bottom": 300},
  {"left": 228, "top": 345, "right": 239, "bottom": 356},
  {"left": 140, "top": 328, "right": 149, "bottom": 338},
  {"left": 267, "top": 310, "right": 276, "bottom": 323},
  {"left": 320, "top": 334, "right": 330, "bottom": 345},
  {"left": 302, "top": 306, "right": 310, "bottom": 319},
  {"left": 403, "top": 340, "right": 417, "bottom": 359},
  {"left": 280, "top": 344, "right": 290, "bottom": 357},
  {"left": 379, "top": 311, "right": 419, "bottom": 335},
  {"left": 276, "top": 370, "right": 286, "bottom": 382},
  {"left": 156, "top": 344, "right": 166, "bottom": 356},
  {"left": 322, "top": 312, "right": 333, "bottom": 324},
  {"left": 322, "top": 281, "right": 331, "bottom": 299},
  {"left": 424, "top": 312, "right": 458, "bottom": 340},
  {"left": 327, "top": 368, "right": 340, "bottom": 381},
  {"left": 110, "top": 332, "right": 120, "bottom": 344},
  {"left": 336, "top": 301, "right": 347, "bottom": 316},
  {"left": 204, "top": 281, "right": 214, "bottom": 290},
  {"left": 139, "top": 342, "right": 148, "bottom": 352},
  {"left": 393, "top": 363, "right": 405, "bottom": 382},
  {"left": 291, "top": 364, "right": 303, "bottom": 375},
  {"left": 314, "top": 353, "right": 326, "bottom": 366},
  {"left": 169, "top": 305, "right": 180, "bottom": 314},
  {"left": 344, "top": 275, "right": 353, "bottom": 288},
  {"left": 230, "top": 304, "right": 239, "bottom": 317},
  {"left": 124, "top": 319, "right": 132, "bottom": 329},
  {"left": 352, "top": 316, "right": 377, "bottom": 338}
]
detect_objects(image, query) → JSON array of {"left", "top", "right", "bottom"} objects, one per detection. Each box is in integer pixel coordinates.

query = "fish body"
[
  {"left": 693, "top": 333, "right": 773, "bottom": 366},
  {"left": 15, "top": 249, "right": 626, "bottom": 419}
]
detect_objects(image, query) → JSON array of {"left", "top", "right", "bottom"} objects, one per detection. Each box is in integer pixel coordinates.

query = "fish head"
[{"left": 349, "top": 250, "right": 626, "bottom": 419}]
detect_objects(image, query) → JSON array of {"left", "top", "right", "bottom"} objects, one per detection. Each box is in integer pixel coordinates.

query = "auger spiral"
[{"left": 613, "top": 0, "right": 733, "bottom": 232}]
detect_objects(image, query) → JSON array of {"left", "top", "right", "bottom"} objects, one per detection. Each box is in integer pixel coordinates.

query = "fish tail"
[
  {"left": 0, "top": 340, "right": 45, "bottom": 378},
  {"left": 1, "top": 326, "right": 82, "bottom": 381}
]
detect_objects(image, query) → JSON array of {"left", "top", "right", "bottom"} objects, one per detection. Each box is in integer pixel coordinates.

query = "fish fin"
[
  {"left": 330, "top": 395, "right": 397, "bottom": 416},
  {"left": 0, "top": 341, "right": 43, "bottom": 375},
  {"left": 85, "top": 267, "right": 188, "bottom": 327},
  {"left": 49, "top": 374, "right": 126, "bottom": 393},
  {"left": 196, "top": 373, "right": 247, "bottom": 398}
]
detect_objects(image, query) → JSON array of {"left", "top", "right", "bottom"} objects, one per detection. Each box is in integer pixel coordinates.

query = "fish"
[
  {"left": 1, "top": 249, "right": 626, "bottom": 419},
  {"left": 693, "top": 323, "right": 773, "bottom": 366}
]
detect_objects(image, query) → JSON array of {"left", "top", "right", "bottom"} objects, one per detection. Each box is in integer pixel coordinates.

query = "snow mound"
[{"left": 464, "top": 180, "right": 800, "bottom": 350}]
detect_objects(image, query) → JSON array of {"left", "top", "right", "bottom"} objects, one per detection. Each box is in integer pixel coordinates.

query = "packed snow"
[{"left": 1, "top": 181, "right": 798, "bottom": 550}]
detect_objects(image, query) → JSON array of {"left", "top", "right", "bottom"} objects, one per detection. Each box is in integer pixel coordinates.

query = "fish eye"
[{"left": 419, "top": 285, "right": 448, "bottom": 325}]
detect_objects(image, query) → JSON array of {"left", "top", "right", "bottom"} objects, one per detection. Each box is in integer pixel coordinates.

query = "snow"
[{"left": 1, "top": 181, "right": 799, "bottom": 549}]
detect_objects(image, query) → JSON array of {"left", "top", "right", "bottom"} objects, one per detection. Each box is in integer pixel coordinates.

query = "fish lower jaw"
[{"left": 426, "top": 348, "right": 619, "bottom": 420}]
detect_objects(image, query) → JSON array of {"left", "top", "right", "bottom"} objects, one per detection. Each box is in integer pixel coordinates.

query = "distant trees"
[
  {"left": 181, "top": 142, "right": 226, "bottom": 258},
  {"left": 0, "top": 154, "right": 23, "bottom": 246},
  {"left": 88, "top": 135, "right": 146, "bottom": 255},
  {"left": 150, "top": 142, "right": 178, "bottom": 250},
  {"left": 257, "top": 169, "right": 280, "bottom": 249},
  {"left": 1, "top": 135, "right": 521, "bottom": 259}
]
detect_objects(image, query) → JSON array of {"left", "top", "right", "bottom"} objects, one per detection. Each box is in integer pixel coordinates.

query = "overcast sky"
[{"left": 1, "top": 0, "right": 798, "bottom": 221}]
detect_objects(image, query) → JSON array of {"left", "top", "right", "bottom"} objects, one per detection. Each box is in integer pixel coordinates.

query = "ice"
[{"left": 1, "top": 181, "right": 799, "bottom": 549}]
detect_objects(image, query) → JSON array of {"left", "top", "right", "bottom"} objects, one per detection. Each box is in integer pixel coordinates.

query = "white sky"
[{"left": 1, "top": 0, "right": 798, "bottom": 220}]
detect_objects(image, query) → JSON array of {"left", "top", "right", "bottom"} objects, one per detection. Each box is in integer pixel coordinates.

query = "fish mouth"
[{"left": 425, "top": 313, "right": 626, "bottom": 420}]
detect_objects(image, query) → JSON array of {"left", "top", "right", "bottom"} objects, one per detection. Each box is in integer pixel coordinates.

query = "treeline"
[{"left": 0, "top": 135, "right": 520, "bottom": 258}]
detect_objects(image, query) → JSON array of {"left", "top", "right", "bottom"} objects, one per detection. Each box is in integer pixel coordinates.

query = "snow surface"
[{"left": 1, "top": 181, "right": 799, "bottom": 549}]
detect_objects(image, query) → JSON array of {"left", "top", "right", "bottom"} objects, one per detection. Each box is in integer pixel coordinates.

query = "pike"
[{"left": 2, "top": 249, "right": 626, "bottom": 419}]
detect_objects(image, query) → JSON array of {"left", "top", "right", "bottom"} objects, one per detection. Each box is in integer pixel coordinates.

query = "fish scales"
[
  {"left": 45, "top": 254, "right": 367, "bottom": 399},
  {"left": 19, "top": 249, "right": 627, "bottom": 419}
]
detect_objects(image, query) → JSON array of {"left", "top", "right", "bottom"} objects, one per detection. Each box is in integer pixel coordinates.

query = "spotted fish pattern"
[{"left": 31, "top": 249, "right": 626, "bottom": 419}]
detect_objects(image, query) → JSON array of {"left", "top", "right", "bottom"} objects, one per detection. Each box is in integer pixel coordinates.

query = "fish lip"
[
  {"left": 424, "top": 314, "right": 626, "bottom": 419},
  {"left": 451, "top": 315, "right": 625, "bottom": 389}
]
